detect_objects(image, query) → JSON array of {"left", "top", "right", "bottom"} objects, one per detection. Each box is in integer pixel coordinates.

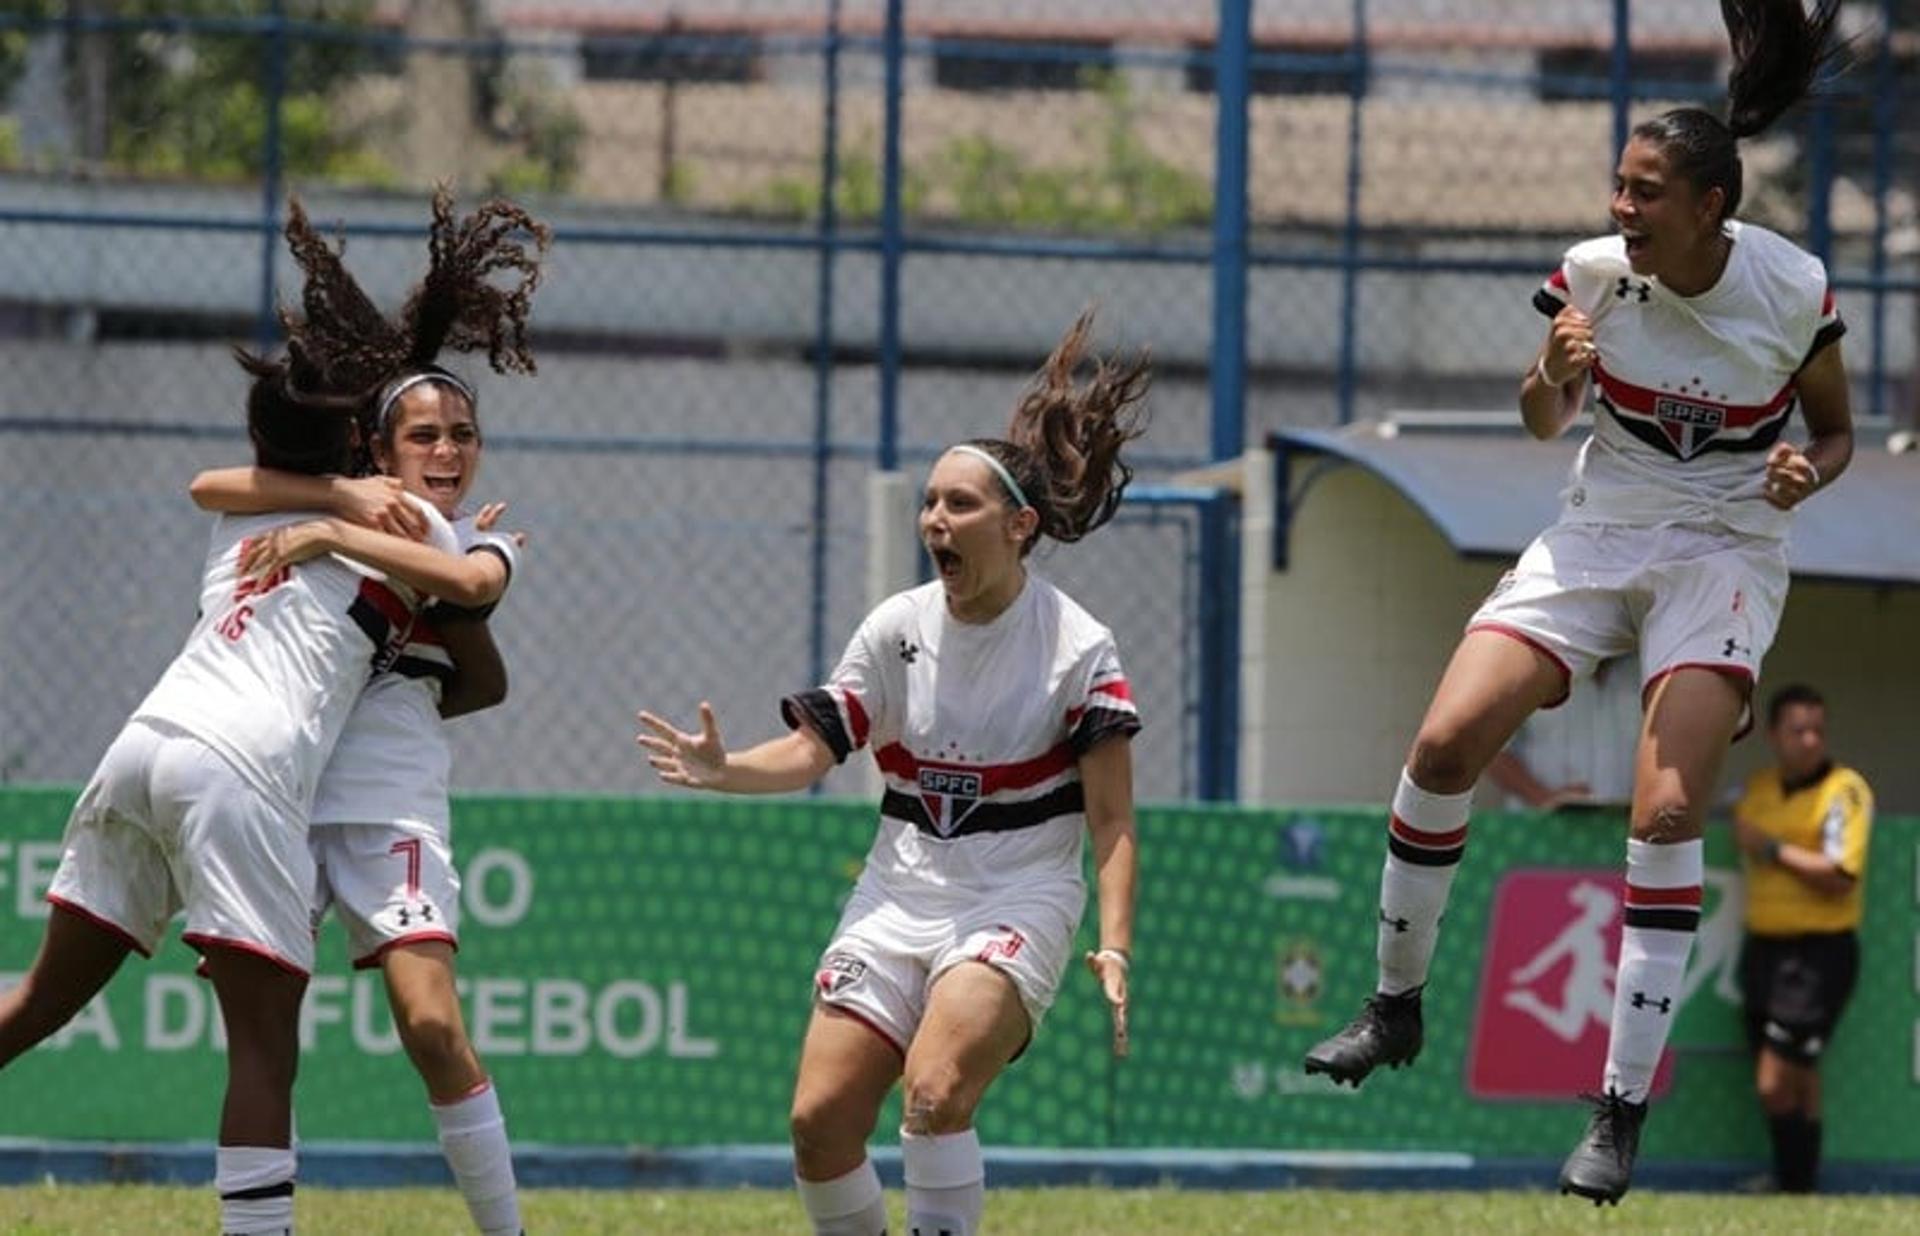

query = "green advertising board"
[{"left": 0, "top": 789, "right": 1914, "bottom": 1165}]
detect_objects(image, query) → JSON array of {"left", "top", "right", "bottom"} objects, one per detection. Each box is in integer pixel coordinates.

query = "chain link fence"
[{"left": 1, "top": 1, "right": 1914, "bottom": 801}]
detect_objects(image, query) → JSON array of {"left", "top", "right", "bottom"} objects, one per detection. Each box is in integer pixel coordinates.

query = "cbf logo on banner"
[{"left": 1466, "top": 868, "right": 1744, "bottom": 1099}]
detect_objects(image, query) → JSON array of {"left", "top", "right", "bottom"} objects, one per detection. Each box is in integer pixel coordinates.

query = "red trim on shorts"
[
  {"left": 817, "top": 1001, "right": 907, "bottom": 1060},
  {"left": 352, "top": 931, "right": 460, "bottom": 971},
  {"left": 181, "top": 932, "right": 310, "bottom": 978},
  {"left": 1641, "top": 662, "right": 1757, "bottom": 740},
  {"left": 45, "top": 896, "right": 152, "bottom": 959},
  {"left": 1464, "top": 623, "right": 1572, "bottom": 708}
]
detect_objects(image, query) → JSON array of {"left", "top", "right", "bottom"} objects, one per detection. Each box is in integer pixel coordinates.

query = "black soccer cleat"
[
  {"left": 1558, "top": 1089, "right": 1648, "bottom": 1206},
  {"left": 1302, "top": 987, "right": 1423, "bottom": 1087}
]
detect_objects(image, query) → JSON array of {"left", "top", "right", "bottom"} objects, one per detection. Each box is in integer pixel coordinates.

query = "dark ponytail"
[
  {"left": 232, "top": 339, "right": 361, "bottom": 476},
  {"left": 1723, "top": 0, "right": 1844, "bottom": 139},
  {"left": 1631, "top": 0, "right": 1844, "bottom": 222},
  {"left": 966, "top": 308, "right": 1152, "bottom": 554}
]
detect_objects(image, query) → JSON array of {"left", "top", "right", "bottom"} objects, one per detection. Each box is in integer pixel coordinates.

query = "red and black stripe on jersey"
[
  {"left": 350, "top": 579, "right": 416, "bottom": 673},
  {"left": 781, "top": 687, "right": 870, "bottom": 763},
  {"left": 386, "top": 619, "right": 455, "bottom": 688},
  {"left": 1591, "top": 362, "right": 1796, "bottom": 461},
  {"left": 1532, "top": 269, "right": 1574, "bottom": 318},
  {"left": 1066, "top": 677, "right": 1141, "bottom": 755},
  {"left": 874, "top": 740, "right": 1086, "bottom": 839},
  {"left": 881, "top": 780, "right": 1086, "bottom": 838}
]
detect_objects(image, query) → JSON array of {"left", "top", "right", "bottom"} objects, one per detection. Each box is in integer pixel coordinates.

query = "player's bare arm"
[
  {"left": 635, "top": 703, "right": 835, "bottom": 794},
  {"left": 189, "top": 467, "right": 428, "bottom": 539},
  {"left": 1519, "top": 306, "right": 1595, "bottom": 440},
  {"left": 436, "top": 615, "right": 508, "bottom": 719},
  {"left": 1764, "top": 340, "right": 1852, "bottom": 510},
  {"left": 240, "top": 518, "right": 512, "bottom": 608},
  {"left": 1080, "top": 733, "right": 1136, "bottom": 1059}
]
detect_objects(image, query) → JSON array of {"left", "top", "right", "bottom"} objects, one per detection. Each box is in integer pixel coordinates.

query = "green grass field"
[{"left": 1, "top": 1185, "right": 1917, "bottom": 1235}]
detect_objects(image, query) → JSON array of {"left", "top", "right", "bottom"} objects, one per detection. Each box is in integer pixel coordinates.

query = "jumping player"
[
  {"left": 1302, "top": 0, "right": 1852, "bottom": 1207},
  {"left": 637, "top": 309, "right": 1145, "bottom": 1236}
]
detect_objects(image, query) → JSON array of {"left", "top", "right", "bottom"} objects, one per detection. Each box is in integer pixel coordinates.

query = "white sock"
[
  {"left": 1376, "top": 769, "right": 1472, "bottom": 995},
  {"left": 1603, "top": 838, "right": 1703, "bottom": 1102},
  {"left": 431, "top": 1083, "right": 522, "bottom": 1236},
  {"left": 216, "top": 1144, "right": 296, "bottom": 1235},
  {"left": 901, "top": 1128, "right": 983, "bottom": 1236},
  {"left": 795, "top": 1159, "right": 889, "bottom": 1236}
]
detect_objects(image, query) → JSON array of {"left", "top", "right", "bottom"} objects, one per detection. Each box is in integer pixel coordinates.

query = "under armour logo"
[
  {"left": 1379, "top": 908, "right": 1410, "bottom": 934},
  {"left": 898, "top": 639, "right": 919, "bottom": 663},
  {"left": 1629, "top": 991, "right": 1672, "bottom": 1015},
  {"left": 1616, "top": 276, "right": 1651, "bottom": 303},
  {"left": 396, "top": 903, "right": 434, "bottom": 928},
  {"left": 1723, "top": 637, "right": 1751, "bottom": 658},
  {"left": 911, "top": 1228, "right": 954, "bottom": 1236}
]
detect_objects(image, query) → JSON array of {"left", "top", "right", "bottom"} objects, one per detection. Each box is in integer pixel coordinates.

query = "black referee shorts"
[{"left": 1740, "top": 929, "right": 1859, "bottom": 1066}]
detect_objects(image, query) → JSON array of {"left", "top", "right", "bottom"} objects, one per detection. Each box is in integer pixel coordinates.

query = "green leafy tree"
[{"left": 47, "top": 1, "right": 390, "bottom": 181}]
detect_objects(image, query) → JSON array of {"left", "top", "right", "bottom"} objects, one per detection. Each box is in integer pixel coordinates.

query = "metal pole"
[
  {"left": 1866, "top": 0, "right": 1894, "bottom": 418},
  {"left": 877, "top": 0, "right": 904, "bottom": 472},
  {"left": 1609, "top": 0, "right": 1630, "bottom": 163},
  {"left": 807, "top": 0, "right": 843, "bottom": 696},
  {"left": 1333, "top": 0, "right": 1367, "bottom": 426},
  {"left": 1806, "top": 98, "right": 1834, "bottom": 264},
  {"left": 1202, "top": 0, "right": 1253, "bottom": 800},
  {"left": 1208, "top": 0, "right": 1250, "bottom": 458},
  {"left": 256, "top": 0, "right": 288, "bottom": 348}
]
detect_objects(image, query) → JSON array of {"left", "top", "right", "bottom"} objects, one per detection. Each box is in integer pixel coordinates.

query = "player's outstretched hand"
[
  {"left": 472, "top": 501, "right": 529, "bottom": 548},
  {"left": 1084, "top": 948, "right": 1130, "bottom": 1059},
  {"left": 334, "top": 475, "right": 427, "bottom": 540},
  {"left": 238, "top": 519, "right": 338, "bottom": 580},
  {"left": 636, "top": 702, "right": 730, "bottom": 790}
]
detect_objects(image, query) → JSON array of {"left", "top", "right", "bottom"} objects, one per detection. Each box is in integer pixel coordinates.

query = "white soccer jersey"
[
  {"left": 133, "top": 500, "right": 457, "bottom": 817},
  {"left": 1534, "top": 222, "right": 1844, "bottom": 538},
  {"left": 312, "top": 517, "right": 520, "bottom": 832},
  {"left": 782, "top": 575, "right": 1140, "bottom": 905}
]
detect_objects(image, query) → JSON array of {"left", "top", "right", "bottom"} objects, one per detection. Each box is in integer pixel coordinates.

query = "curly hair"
[
  {"left": 963, "top": 307, "right": 1152, "bottom": 554},
  {"left": 244, "top": 185, "right": 551, "bottom": 471}
]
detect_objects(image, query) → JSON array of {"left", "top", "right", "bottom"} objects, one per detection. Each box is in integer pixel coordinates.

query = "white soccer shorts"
[
  {"left": 1468, "top": 521, "right": 1788, "bottom": 714},
  {"left": 310, "top": 823, "right": 461, "bottom": 969},
  {"left": 48, "top": 718, "right": 315, "bottom": 974},
  {"left": 811, "top": 877, "right": 1083, "bottom": 1054}
]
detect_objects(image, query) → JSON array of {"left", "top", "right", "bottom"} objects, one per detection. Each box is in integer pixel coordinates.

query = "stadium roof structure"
[{"left": 1268, "top": 419, "right": 1920, "bottom": 588}]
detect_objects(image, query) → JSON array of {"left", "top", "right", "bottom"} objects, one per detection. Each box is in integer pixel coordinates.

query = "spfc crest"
[
  {"left": 917, "top": 764, "right": 986, "bottom": 837},
  {"left": 1653, "top": 395, "right": 1726, "bottom": 460}
]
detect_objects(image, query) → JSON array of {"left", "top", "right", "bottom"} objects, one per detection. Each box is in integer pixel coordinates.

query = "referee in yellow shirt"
[{"left": 1732, "top": 683, "right": 1872, "bottom": 1194}]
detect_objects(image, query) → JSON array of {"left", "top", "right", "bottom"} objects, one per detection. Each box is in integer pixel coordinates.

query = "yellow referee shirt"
[{"left": 1737, "top": 763, "right": 1873, "bottom": 936}]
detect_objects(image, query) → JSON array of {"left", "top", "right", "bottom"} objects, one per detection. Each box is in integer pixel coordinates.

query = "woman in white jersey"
[
  {"left": 638, "top": 310, "right": 1146, "bottom": 1236},
  {"left": 1304, "top": 0, "right": 1852, "bottom": 1208},
  {"left": 189, "top": 189, "right": 543, "bottom": 1236},
  {"left": 0, "top": 195, "right": 543, "bottom": 1236}
]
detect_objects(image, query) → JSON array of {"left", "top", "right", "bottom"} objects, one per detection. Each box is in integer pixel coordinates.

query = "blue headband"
[{"left": 949, "top": 444, "right": 1029, "bottom": 510}]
